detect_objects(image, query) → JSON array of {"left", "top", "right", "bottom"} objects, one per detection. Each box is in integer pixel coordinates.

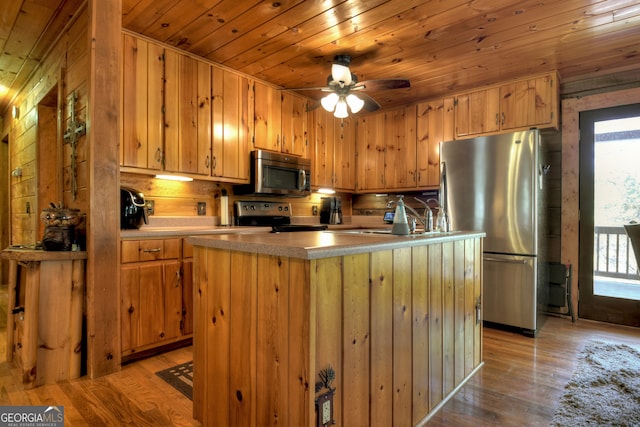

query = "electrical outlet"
[
  {"left": 312, "top": 205, "right": 318, "bottom": 216},
  {"left": 197, "top": 201, "right": 206, "bottom": 216},
  {"left": 146, "top": 200, "right": 155, "bottom": 215}
]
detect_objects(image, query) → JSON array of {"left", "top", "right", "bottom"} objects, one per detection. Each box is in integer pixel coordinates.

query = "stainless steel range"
[{"left": 234, "top": 201, "right": 327, "bottom": 232}]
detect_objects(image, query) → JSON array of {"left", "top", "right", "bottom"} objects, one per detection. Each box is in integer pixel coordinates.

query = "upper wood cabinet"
[
  {"left": 356, "top": 106, "right": 417, "bottom": 191},
  {"left": 416, "top": 98, "right": 454, "bottom": 188},
  {"left": 211, "top": 68, "right": 251, "bottom": 181},
  {"left": 454, "top": 87, "right": 500, "bottom": 138},
  {"left": 121, "top": 34, "right": 164, "bottom": 169},
  {"left": 356, "top": 112, "right": 386, "bottom": 191},
  {"left": 454, "top": 72, "right": 558, "bottom": 139},
  {"left": 163, "top": 52, "right": 212, "bottom": 175},
  {"left": 281, "top": 92, "right": 308, "bottom": 158},
  {"left": 310, "top": 108, "right": 355, "bottom": 191},
  {"left": 254, "top": 81, "right": 308, "bottom": 158},
  {"left": 500, "top": 73, "right": 557, "bottom": 130}
]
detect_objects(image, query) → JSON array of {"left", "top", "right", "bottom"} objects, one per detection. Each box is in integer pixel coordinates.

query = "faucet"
[
  {"left": 387, "top": 196, "right": 442, "bottom": 232},
  {"left": 425, "top": 198, "right": 450, "bottom": 232}
]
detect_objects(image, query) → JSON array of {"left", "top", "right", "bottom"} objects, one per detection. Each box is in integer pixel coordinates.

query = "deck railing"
[{"left": 594, "top": 226, "right": 640, "bottom": 281}]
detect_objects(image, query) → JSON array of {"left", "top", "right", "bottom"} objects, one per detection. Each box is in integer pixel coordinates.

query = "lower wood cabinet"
[{"left": 120, "top": 238, "right": 192, "bottom": 359}]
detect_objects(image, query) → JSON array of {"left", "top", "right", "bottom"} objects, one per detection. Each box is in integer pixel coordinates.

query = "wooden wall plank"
[
  {"left": 453, "top": 240, "right": 466, "bottom": 385},
  {"left": 428, "top": 243, "right": 443, "bottom": 409},
  {"left": 392, "top": 247, "right": 413, "bottom": 426},
  {"left": 287, "top": 257, "right": 312, "bottom": 427},
  {"left": 342, "top": 253, "right": 370, "bottom": 427},
  {"left": 369, "top": 250, "right": 393, "bottom": 427},
  {"left": 229, "top": 251, "right": 258, "bottom": 426},
  {"left": 411, "top": 245, "right": 430, "bottom": 424},
  {"left": 313, "top": 256, "right": 343, "bottom": 426},
  {"left": 256, "top": 254, "right": 290, "bottom": 426},
  {"left": 442, "top": 241, "right": 455, "bottom": 396}
]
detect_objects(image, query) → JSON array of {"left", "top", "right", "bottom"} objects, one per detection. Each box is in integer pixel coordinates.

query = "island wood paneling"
[{"left": 192, "top": 236, "right": 482, "bottom": 427}]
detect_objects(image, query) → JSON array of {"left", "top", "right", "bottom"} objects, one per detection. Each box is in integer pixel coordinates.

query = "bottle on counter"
[
  {"left": 220, "top": 189, "right": 230, "bottom": 226},
  {"left": 391, "top": 195, "right": 410, "bottom": 235}
]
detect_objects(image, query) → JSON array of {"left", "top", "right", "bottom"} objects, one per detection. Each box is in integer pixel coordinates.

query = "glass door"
[{"left": 579, "top": 104, "right": 640, "bottom": 326}]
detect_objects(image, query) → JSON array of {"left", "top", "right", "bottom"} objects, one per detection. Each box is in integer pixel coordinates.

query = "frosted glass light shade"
[
  {"left": 346, "top": 94, "right": 365, "bottom": 113},
  {"left": 321, "top": 93, "right": 339, "bottom": 112},
  {"left": 334, "top": 98, "right": 349, "bottom": 118},
  {"left": 331, "top": 63, "right": 352, "bottom": 86}
]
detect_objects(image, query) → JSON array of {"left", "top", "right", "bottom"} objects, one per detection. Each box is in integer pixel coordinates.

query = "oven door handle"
[{"left": 484, "top": 256, "right": 528, "bottom": 264}]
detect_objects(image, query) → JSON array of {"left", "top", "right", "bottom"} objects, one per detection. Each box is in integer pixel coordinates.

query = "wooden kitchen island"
[{"left": 187, "top": 229, "right": 484, "bottom": 427}]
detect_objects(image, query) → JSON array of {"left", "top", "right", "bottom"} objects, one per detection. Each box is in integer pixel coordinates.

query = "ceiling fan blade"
[
  {"left": 357, "top": 92, "right": 381, "bottom": 112},
  {"left": 306, "top": 102, "right": 322, "bottom": 112},
  {"left": 279, "top": 86, "right": 331, "bottom": 91},
  {"left": 354, "top": 79, "right": 411, "bottom": 91}
]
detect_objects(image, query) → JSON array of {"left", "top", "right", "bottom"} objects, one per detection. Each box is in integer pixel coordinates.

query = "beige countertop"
[
  {"left": 120, "top": 215, "right": 385, "bottom": 239},
  {"left": 186, "top": 230, "right": 485, "bottom": 260}
]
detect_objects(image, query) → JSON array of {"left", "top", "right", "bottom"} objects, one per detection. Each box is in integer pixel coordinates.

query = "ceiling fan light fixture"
[
  {"left": 321, "top": 92, "right": 339, "bottom": 112},
  {"left": 346, "top": 94, "right": 364, "bottom": 114},
  {"left": 334, "top": 98, "right": 349, "bottom": 118}
]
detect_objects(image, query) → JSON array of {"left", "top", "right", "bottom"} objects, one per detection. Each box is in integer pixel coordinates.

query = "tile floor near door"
[{"left": 1, "top": 315, "right": 639, "bottom": 426}]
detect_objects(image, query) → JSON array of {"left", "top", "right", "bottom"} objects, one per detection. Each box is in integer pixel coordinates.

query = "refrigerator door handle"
[
  {"left": 440, "top": 159, "right": 447, "bottom": 211},
  {"left": 484, "top": 256, "right": 528, "bottom": 264}
]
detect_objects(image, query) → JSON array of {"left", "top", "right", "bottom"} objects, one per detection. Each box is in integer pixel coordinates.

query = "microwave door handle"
[{"left": 299, "top": 169, "right": 307, "bottom": 191}]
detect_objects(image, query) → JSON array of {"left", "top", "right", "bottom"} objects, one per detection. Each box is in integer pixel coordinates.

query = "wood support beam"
[{"left": 86, "top": 0, "right": 122, "bottom": 377}]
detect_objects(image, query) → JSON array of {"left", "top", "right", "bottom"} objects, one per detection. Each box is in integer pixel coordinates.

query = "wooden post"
[{"left": 85, "top": 0, "right": 122, "bottom": 377}]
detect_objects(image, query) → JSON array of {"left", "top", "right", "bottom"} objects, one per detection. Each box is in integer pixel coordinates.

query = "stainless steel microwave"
[{"left": 234, "top": 150, "right": 311, "bottom": 197}]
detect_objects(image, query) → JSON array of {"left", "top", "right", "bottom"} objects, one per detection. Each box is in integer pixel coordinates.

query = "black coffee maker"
[{"left": 320, "top": 197, "right": 342, "bottom": 224}]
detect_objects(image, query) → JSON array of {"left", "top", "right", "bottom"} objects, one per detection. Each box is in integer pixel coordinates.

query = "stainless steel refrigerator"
[{"left": 440, "top": 129, "right": 548, "bottom": 336}]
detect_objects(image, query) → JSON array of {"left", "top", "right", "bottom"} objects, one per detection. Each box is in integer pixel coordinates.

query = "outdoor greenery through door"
[{"left": 579, "top": 104, "right": 640, "bottom": 326}]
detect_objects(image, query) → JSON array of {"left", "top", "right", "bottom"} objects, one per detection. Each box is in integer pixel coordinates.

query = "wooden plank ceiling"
[{"left": 2, "top": 0, "right": 640, "bottom": 114}]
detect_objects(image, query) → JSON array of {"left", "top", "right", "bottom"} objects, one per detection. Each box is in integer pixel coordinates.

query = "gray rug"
[
  {"left": 156, "top": 361, "right": 193, "bottom": 400},
  {"left": 552, "top": 340, "right": 640, "bottom": 426}
]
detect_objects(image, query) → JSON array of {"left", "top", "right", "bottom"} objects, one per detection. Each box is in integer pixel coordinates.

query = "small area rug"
[
  {"left": 156, "top": 361, "right": 193, "bottom": 400},
  {"left": 551, "top": 340, "right": 640, "bottom": 426}
]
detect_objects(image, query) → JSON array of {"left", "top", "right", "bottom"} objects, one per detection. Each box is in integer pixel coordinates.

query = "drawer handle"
[{"left": 141, "top": 248, "right": 161, "bottom": 253}]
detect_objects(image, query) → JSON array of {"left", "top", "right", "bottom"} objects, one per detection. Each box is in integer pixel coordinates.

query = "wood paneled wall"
[{"left": 6, "top": 7, "right": 89, "bottom": 246}]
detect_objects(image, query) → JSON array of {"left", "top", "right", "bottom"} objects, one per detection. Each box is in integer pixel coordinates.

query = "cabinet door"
[
  {"left": 416, "top": 98, "right": 454, "bottom": 187},
  {"left": 163, "top": 260, "right": 183, "bottom": 341},
  {"left": 334, "top": 117, "right": 356, "bottom": 191},
  {"left": 164, "top": 54, "right": 211, "bottom": 175},
  {"left": 212, "top": 68, "right": 251, "bottom": 180},
  {"left": 163, "top": 49, "right": 180, "bottom": 172},
  {"left": 196, "top": 61, "right": 212, "bottom": 175},
  {"left": 500, "top": 74, "right": 556, "bottom": 130},
  {"left": 121, "top": 264, "right": 140, "bottom": 352},
  {"left": 254, "top": 81, "right": 282, "bottom": 152},
  {"left": 281, "top": 92, "right": 308, "bottom": 158},
  {"left": 310, "top": 108, "right": 335, "bottom": 188},
  {"left": 137, "top": 262, "right": 165, "bottom": 347},
  {"left": 137, "top": 260, "right": 182, "bottom": 346},
  {"left": 356, "top": 113, "right": 386, "bottom": 191},
  {"left": 181, "top": 257, "right": 193, "bottom": 335},
  {"left": 121, "top": 35, "right": 163, "bottom": 169},
  {"left": 455, "top": 87, "right": 500, "bottom": 138},
  {"left": 384, "top": 106, "right": 417, "bottom": 189}
]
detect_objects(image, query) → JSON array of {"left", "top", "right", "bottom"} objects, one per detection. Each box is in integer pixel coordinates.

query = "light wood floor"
[{"left": 0, "top": 315, "right": 639, "bottom": 426}]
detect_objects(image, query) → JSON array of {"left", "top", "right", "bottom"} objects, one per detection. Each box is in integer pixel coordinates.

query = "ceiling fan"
[{"left": 288, "top": 55, "right": 411, "bottom": 118}]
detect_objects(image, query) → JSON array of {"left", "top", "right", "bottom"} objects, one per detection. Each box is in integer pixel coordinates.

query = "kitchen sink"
[{"left": 325, "top": 228, "right": 444, "bottom": 236}]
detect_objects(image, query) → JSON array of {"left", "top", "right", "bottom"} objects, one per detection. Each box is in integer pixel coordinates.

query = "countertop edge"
[{"left": 186, "top": 231, "right": 485, "bottom": 260}]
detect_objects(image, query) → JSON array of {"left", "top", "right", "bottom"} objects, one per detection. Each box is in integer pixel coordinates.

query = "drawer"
[{"left": 121, "top": 239, "right": 181, "bottom": 263}]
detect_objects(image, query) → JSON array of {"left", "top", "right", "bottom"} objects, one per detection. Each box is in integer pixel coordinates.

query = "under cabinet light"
[
  {"left": 155, "top": 174, "right": 193, "bottom": 182},
  {"left": 317, "top": 188, "right": 336, "bottom": 194}
]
